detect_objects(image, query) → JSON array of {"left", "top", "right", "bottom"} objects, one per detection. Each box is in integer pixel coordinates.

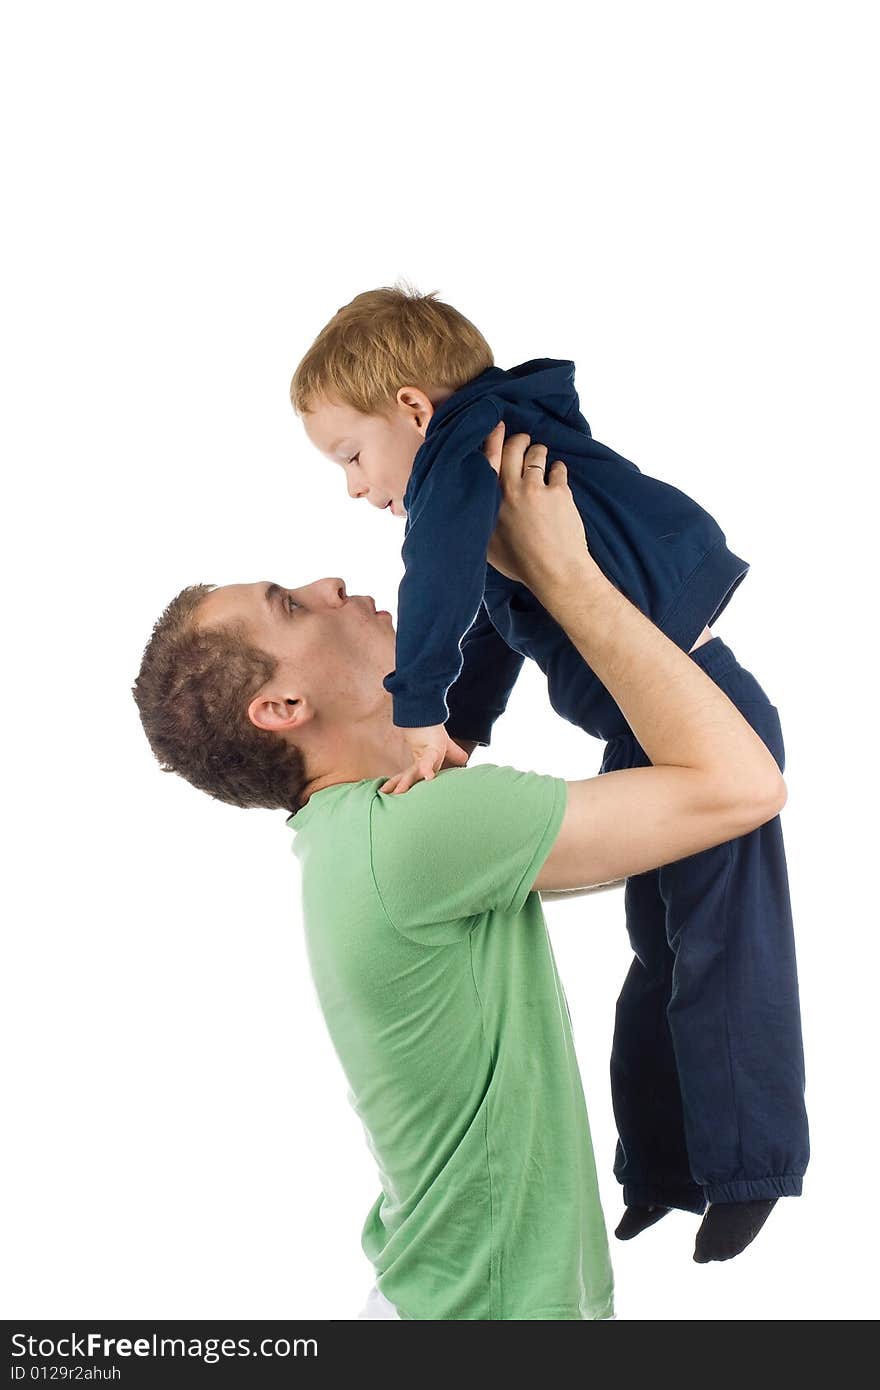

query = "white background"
[{"left": 2, "top": 1, "right": 877, "bottom": 1322}]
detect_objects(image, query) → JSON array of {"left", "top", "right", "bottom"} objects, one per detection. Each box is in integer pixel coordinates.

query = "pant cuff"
[
  {"left": 704, "top": 1174, "right": 804, "bottom": 1203},
  {"left": 622, "top": 1180, "right": 707, "bottom": 1216}
]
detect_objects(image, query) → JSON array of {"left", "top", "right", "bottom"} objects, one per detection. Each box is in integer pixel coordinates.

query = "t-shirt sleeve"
[{"left": 368, "top": 763, "right": 567, "bottom": 944}]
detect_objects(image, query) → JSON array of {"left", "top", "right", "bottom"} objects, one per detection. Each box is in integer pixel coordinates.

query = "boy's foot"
[
  {"left": 693, "top": 1199, "right": 777, "bottom": 1263},
  {"left": 614, "top": 1205, "right": 671, "bottom": 1240}
]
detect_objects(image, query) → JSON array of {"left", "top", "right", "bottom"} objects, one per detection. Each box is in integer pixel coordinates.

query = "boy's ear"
[{"left": 396, "top": 387, "right": 435, "bottom": 437}]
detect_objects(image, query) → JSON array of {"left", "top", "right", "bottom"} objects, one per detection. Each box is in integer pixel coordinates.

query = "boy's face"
[{"left": 302, "top": 392, "right": 435, "bottom": 518}]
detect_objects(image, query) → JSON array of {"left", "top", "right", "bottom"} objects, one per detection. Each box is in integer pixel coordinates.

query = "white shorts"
[
  {"left": 356, "top": 1283, "right": 615, "bottom": 1319},
  {"left": 357, "top": 1284, "right": 400, "bottom": 1319}
]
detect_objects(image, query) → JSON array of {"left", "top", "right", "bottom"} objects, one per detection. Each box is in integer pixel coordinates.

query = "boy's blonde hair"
[{"left": 290, "top": 284, "right": 493, "bottom": 416}]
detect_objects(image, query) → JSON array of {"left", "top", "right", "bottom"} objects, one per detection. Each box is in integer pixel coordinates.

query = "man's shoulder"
[
  {"left": 374, "top": 764, "right": 535, "bottom": 813},
  {"left": 369, "top": 763, "right": 565, "bottom": 844},
  {"left": 287, "top": 777, "right": 384, "bottom": 834},
  {"left": 369, "top": 764, "right": 568, "bottom": 934},
  {"left": 291, "top": 765, "right": 560, "bottom": 840}
]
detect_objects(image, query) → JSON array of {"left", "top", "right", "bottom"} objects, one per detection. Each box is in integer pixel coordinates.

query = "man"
[{"left": 133, "top": 432, "right": 787, "bottom": 1319}]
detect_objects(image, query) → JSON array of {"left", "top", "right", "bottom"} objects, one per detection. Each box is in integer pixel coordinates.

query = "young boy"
[{"left": 290, "top": 285, "right": 809, "bottom": 1262}]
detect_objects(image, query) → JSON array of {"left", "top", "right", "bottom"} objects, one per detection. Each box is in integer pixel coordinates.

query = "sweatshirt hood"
[
  {"left": 426, "top": 359, "right": 581, "bottom": 440},
  {"left": 405, "top": 359, "right": 590, "bottom": 513}
]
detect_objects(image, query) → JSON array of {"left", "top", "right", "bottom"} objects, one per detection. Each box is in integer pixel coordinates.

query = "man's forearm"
[{"left": 539, "top": 562, "right": 783, "bottom": 796}]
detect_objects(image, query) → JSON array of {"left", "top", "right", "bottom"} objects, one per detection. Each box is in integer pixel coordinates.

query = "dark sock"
[
  {"left": 693, "top": 1199, "right": 777, "bottom": 1263},
  {"left": 614, "top": 1205, "right": 671, "bottom": 1241}
]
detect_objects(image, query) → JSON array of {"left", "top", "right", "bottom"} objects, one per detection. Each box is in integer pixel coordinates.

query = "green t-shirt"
[{"left": 287, "top": 763, "right": 613, "bottom": 1320}]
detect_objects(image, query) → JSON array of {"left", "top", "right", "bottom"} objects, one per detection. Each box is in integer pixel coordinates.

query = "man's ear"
[
  {"left": 396, "top": 386, "right": 435, "bottom": 438},
  {"left": 247, "top": 693, "right": 314, "bottom": 735}
]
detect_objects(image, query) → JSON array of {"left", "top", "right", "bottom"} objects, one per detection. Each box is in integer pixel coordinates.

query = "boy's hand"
[
  {"left": 380, "top": 724, "right": 469, "bottom": 795},
  {"left": 447, "top": 735, "right": 478, "bottom": 761}
]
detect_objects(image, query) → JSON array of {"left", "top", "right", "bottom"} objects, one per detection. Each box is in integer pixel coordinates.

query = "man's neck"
[{"left": 298, "top": 715, "right": 411, "bottom": 806}]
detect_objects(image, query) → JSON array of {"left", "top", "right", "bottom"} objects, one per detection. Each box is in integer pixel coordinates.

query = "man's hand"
[
  {"left": 380, "top": 724, "right": 469, "bottom": 796},
  {"left": 483, "top": 430, "right": 594, "bottom": 600}
]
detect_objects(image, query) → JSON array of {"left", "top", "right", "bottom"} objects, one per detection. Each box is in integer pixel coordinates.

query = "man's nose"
[{"left": 315, "top": 577, "right": 348, "bottom": 606}]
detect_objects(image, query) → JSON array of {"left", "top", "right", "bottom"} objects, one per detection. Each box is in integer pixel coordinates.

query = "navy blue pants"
[{"left": 599, "top": 637, "right": 810, "bottom": 1210}]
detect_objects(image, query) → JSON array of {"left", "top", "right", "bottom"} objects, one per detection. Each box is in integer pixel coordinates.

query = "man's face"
[
  {"left": 197, "top": 576, "right": 396, "bottom": 728},
  {"left": 302, "top": 397, "right": 423, "bottom": 518}
]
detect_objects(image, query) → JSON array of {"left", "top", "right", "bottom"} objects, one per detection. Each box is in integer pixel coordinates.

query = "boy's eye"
[
  {"left": 349, "top": 453, "right": 360, "bottom": 466},
  {"left": 286, "top": 595, "right": 300, "bottom": 612}
]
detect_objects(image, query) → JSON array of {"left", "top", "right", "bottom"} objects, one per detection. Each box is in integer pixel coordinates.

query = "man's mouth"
[{"left": 364, "top": 594, "right": 391, "bottom": 618}]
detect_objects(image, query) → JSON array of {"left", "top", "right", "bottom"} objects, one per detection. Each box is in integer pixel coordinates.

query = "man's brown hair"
[
  {"left": 290, "top": 283, "right": 494, "bottom": 416},
  {"left": 132, "top": 585, "right": 307, "bottom": 813}
]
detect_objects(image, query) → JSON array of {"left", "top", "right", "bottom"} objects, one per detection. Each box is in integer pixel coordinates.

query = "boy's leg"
[
  {"left": 609, "top": 638, "right": 810, "bottom": 1215},
  {"left": 664, "top": 637, "right": 810, "bottom": 1203},
  {"left": 603, "top": 733, "right": 706, "bottom": 1215}
]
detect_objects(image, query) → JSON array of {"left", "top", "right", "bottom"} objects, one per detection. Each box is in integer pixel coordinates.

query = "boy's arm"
[
  {"left": 445, "top": 598, "right": 525, "bottom": 752},
  {"left": 383, "top": 446, "right": 502, "bottom": 730}
]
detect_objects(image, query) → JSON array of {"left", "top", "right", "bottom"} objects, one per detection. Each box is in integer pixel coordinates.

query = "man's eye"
[{"left": 286, "top": 595, "right": 300, "bottom": 612}]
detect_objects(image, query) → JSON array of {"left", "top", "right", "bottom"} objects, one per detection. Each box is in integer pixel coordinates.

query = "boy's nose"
[{"left": 347, "top": 476, "right": 368, "bottom": 500}]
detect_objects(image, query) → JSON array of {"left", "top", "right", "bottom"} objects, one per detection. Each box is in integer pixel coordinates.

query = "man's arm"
[
  {"left": 483, "top": 436, "right": 786, "bottom": 894},
  {"left": 540, "top": 879, "right": 624, "bottom": 901}
]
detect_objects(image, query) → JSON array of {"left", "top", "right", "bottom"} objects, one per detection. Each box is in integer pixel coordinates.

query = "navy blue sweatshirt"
[{"left": 383, "top": 360, "right": 748, "bottom": 743}]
